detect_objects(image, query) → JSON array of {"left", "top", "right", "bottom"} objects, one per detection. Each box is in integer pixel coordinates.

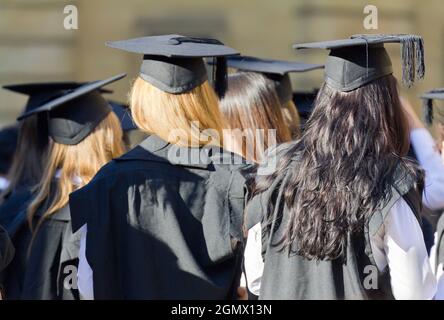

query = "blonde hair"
[
  {"left": 130, "top": 77, "right": 226, "bottom": 147},
  {"left": 281, "top": 100, "right": 301, "bottom": 139},
  {"left": 27, "top": 112, "right": 124, "bottom": 234},
  {"left": 220, "top": 72, "right": 292, "bottom": 163}
]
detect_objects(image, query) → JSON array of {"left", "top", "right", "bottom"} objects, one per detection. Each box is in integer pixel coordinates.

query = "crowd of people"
[{"left": 0, "top": 33, "right": 443, "bottom": 300}]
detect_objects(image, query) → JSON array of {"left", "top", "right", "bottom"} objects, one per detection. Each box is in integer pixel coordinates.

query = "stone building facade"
[{"left": 1, "top": 0, "right": 443, "bottom": 127}]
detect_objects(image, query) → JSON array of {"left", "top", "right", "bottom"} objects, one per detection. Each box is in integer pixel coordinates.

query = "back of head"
[
  {"left": 220, "top": 72, "right": 291, "bottom": 162},
  {"left": 27, "top": 111, "right": 124, "bottom": 232},
  {"left": 254, "top": 74, "right": 422, "bottom": 260},
  {"left": 130, "top": 76, "right": 226, "bottom": 148}
]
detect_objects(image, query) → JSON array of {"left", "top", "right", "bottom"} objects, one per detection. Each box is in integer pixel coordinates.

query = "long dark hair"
[{"left": 251, "top": 74, "right": 423, "bottom": 260}]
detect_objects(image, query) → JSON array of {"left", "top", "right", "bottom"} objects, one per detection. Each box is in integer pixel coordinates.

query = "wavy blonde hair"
[
  {"left": 27, "top": 112, "right": 124, "bottom": 234},
  {"left": 130, "top": 77, "right": 226, "bottom": 147},
  {"left": 281, "top": 100, "right": 301, "bottom": 140}
]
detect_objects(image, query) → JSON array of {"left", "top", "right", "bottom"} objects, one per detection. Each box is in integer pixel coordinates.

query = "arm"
[
  {"left": 371, "top": 197, "right": 437, "bottom": 299},
  {"left": 77, "top": 224, "right": 94, "bottom": 300},
  {"left": 410, "top": 128, "right": 444, "bottom": 209},
  {"left": 401, "top": 96, "right": 444, "bottom": 210}
]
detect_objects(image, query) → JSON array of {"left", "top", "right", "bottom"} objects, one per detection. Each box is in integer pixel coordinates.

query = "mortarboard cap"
[
  {"left": 16, "top": 74, "right": 126, "bottom": 145},
  {"left": 3, "top": 82, "right": 112, "bottom": 116},
  {"left": 419, "top": 88, "right": 444, "bottom": 125},
  {"left": 223, "top": 55, "right": 323, "bottom": 105},
  {"left": 106, "top": 34, "right": 239, "bottom": 97},
  {"left": 294, "top": 34, "right": 425, "bottom": 92},
  {"left": 109, "top": 100, "right": 137, "bottom": 132}
]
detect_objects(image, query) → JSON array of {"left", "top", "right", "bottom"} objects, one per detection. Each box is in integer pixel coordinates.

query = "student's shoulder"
[{"left": 209, "top": 146, "right": 251, "bottom": 173}]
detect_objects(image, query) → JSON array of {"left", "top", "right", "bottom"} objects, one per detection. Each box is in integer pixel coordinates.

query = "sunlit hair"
[
  {"left": 27, "top": 112, "right": 124, "bottom": 234},
  {"left": 3, "top": 115, "right": 48, "bottom": 196},
  {"left": 281, "top": 100, "right": 301, "bottom": 139},
  {"left": 220, "top": 72, "right": 292, "bottom": 163},
  {"left": 251, "top": 74, "right": 423, "bottom": 260},
  {"left": 130, "top": 77, "right": 226, "bottom": 147}
]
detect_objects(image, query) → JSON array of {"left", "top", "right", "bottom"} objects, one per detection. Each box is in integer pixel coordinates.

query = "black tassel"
[
  {"left": 214, "top": 57, "right": 228, "bottom": 99},
  {"left": 415, "top": 37, "right": 425, "bottom": 81},
  {"left": 399, "top": 35, "right": 425, "bottom": 87},
  {"left": 422, "top": 98, "right": 433, "bottom": 125},
  {"left": 400, "top": 35, "right": 416, "bottom": 87},
  {"left": 352, "top": 34, "right": 425, "bottom": 87}
]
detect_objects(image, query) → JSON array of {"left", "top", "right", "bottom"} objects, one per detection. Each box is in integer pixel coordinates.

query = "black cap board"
[
  {"left": 223, "top": 55, "right": 323, "bottom": 104},
  {"left": 420, "top": 88, "right": 444, "bottom": 125},
  {"left": 106, "top": 34, "right": 239, "bottom": 97},
  {"left": 3, "top": 82, "right": 112, "bottom": 116},
  {"left": 16, "top": 73, "right": 126, "bottom": 145},
  {"left": 294, "top": 34, "right": 425, "bottom": 92},
  {"left": 109, "top": 100, "right": 137, "bottom": 131}
]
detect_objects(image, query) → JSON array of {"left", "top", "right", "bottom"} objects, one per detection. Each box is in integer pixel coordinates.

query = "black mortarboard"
[
  {"left": 109, "top": 100, "right": 137, "bottom": 131},
  {"left": 224, "top": 55, "right": 323, "bottom": 104},
  {"left": 3, "top": 82, "right": 112, "bottom": 116},
  {"left": 16, "top": 74, "right": 126, "bottom": 145},
  {"left": 106, "top": 34, "right": 239, "bottom": 97},
  {"left": 419, "top": 88, "right": 444, "bottom": 125},
  {"left": 294, "top": 34, "right": 425, "bottom": 92},
  {"left": 0, "top": 125, "right": 18, "bottom": 174}
]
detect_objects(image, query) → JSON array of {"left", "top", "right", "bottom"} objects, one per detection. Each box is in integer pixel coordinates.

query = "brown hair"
[
  {"left": 281, "top": 100, "right": 301, "bottom": 139},
  {"left": 220, "top": 72, "right": 291, "bottom": 162}
]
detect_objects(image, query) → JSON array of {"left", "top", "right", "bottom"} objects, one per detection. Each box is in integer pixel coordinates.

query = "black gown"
[
  {"left": 0, "top": 185, "right": 34, "bottom": 236},
  {"left": 69, "top": 135, "right": 248, "bottom": 299},
  {"left": 3, "top": 185, "right": 81, "bottom": 300},
  {"left": 0, "top": 224, "right": 14, "bottom": 299}
]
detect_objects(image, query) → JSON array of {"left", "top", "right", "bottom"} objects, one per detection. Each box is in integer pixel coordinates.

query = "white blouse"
[
  {"left": 410, "top": 128, "right": 444, "bottom": 300},
  {"left": 410, "top": 128, "right": 444, "bottom": 210},
  {"left": 245, "top": 197, "right": 437, "bottom": 299},
  {"left": 77, "top": 224, "right": 94, "bottom": 300}
]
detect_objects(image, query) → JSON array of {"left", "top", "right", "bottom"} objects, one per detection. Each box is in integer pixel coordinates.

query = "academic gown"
[
  {"left": 245, "top": 145, "right": 426, "bottom": 300},
  {"left": 3, "top": 184, "right": 81, "bottom": 300},
  {"left": 0, "top": 186, "right": 34, "bottom": 236},
  {"left": 69, "top": 134, "right": 248, "bottom": 300},
  {"left": 0, "top": 225, "right": 14, "bottom": 299},
  {"left": 0, "top": 185, "right": 33, "bottom": 296}
]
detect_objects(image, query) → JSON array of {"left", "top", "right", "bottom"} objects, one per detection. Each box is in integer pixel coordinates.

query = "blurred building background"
[{"left": 1, "top": 0, "right": 444, "bottom": 128}]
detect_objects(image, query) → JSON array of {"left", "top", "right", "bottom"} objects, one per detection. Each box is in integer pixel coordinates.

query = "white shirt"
[
  {"left": 245, "top": 198, "right": 437, "bottom": 299},
  {"left": 410, "top": 128, "right": 444, "bottom": 210},
  {"left": 410, "top": 128, "right": 444, "bottom": 299},
  {"left": 77, "top": 224, "right": 94, "bottom": 300}
]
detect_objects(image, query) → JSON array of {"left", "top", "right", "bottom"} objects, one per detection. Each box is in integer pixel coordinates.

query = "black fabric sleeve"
[{"left": 68, "top": 186, "right": 91, "bottom": 233}]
